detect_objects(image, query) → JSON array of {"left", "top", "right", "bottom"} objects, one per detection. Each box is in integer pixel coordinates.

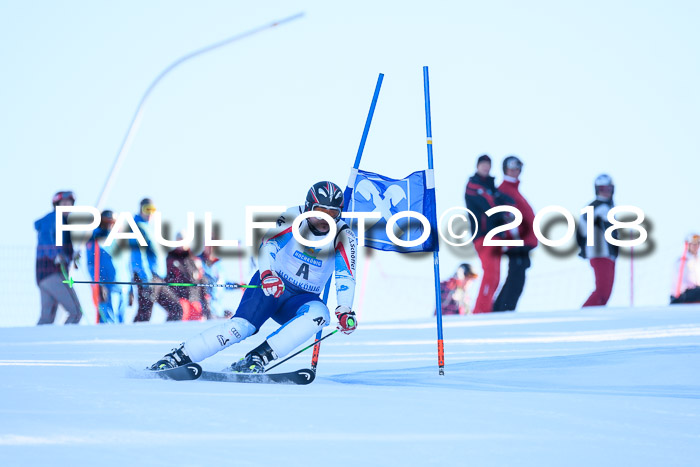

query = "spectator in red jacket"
[
  {"left": 465, "top": 154, "right": 513, "bottom": 313},
  {"left": 493, "top": 156, "right": 538, "bottom": 311},
  {"left": 166, "top": 236, "right": 205, "bottom": 321},
  {"left": 436, "top": 263, "right": 479, "bottom": 315},
  {"left": 671, "top": 234, "right": 700, "bottom": 304}
]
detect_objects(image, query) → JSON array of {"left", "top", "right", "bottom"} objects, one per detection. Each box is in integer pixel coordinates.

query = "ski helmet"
[
  {"left": 52, "top": 191, "right": 75, "bottom": 206},
  {"left": 594, "top": 174, "right": 613, "bottom": 187},
  {"left": 304, "top": 181, "right": 344, "bottom": 220},
  {"left": 503, "top": 155, "right": 523, "bottom": 173}
]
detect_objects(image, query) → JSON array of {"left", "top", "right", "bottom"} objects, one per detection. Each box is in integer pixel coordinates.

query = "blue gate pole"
[
  {"left": 423, "top": 66, "right": 445, "bottom": 375},
  {"left": 313, "top": 73, "right": 385, "bottom": 370},
  {"left": 346, "top": 73, "right": 384, "bottom": 227},
  {"left": 352, "top": 73, "right": 384, "bottom": 170}
]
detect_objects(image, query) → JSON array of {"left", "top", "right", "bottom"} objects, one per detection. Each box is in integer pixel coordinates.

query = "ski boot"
[
  {"left": 230, "top": 353, "right": 266, "bottom": 374},
  {"left": 229, "top": 341, "right": 277, "bottom": 374},
  {"left": 149, "top": 343, "right": 192, "bottom": 371}
]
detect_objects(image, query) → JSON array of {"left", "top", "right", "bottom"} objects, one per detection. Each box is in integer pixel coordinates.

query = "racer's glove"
[
  {"left": 335, "top": 306, "right": 357, "bottom": 334},
  {"left": 260, "top": 270, "right": 285, "bottom": 298}
]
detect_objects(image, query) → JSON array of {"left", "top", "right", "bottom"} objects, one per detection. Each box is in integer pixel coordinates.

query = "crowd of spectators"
[
  {"left": 35, "top": 167, "right": 698, "bottom": 324},
  {"left": 34, "top": 194, "right": 232, "bottom": 325},
  {"left": 459, "top": 153, "right": 698, "bottom": 313}
]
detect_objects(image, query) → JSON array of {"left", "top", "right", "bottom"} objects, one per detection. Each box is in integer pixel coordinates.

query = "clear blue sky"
[{"left": 1, "top": 0, "right": 698, "bottom": 315}]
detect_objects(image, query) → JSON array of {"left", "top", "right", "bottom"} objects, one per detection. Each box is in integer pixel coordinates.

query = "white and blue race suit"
[{"left": 184, "top": 206, "right": 357, "bottom": 361}]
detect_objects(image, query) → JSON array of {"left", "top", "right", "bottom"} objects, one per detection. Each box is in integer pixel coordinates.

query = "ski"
[
  {"left": 199, "top": 368, "right": 316, "bottom": 385},
  {"left": 136, "top": 362, "right": 203, "bottom": 381},
  {"left": 131, "top": 364, "right": 314, "bottom": 385}
]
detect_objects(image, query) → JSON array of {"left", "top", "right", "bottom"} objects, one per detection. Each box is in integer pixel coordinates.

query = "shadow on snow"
[{"left": 323, "top": 345, "right": 700, "bottom": 400}]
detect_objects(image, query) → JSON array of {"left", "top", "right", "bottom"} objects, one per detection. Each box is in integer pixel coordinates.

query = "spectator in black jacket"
[{"left": 465, "top": 155, "right": 513, "bottom": 313}]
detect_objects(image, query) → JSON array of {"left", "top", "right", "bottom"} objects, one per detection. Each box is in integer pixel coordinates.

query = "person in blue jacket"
[
  {"left": 34, "top": 191, "right": 83, "bottom": 325},
  {"left": 130, "top": 198, "right": 182, "bottom": 322},
  {"left": 86, "top": 210, "right": 133, "bottom": 323}
]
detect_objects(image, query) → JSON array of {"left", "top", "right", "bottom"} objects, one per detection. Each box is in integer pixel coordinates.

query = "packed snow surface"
[{"left": 1, "top": 305, "right": 699, "bottom": 466}]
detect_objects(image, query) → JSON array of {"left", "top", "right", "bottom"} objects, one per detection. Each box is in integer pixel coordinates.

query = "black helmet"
[
  {"left": 304, "top": 181, "right": 344, "bottom": 220},
  {"left": 458, "top": 263, "right": 477, "bottom": 278},
  {"left": 476, "top": 154, "right": 491, "bottom": 166},
  {"left": 502, "top": 155, "right": 523, "bottom": 173}
]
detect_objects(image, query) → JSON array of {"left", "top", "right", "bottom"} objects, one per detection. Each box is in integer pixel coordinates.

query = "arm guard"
[{"left": 334, "top": 225, "right": 357, "bottom": 309}]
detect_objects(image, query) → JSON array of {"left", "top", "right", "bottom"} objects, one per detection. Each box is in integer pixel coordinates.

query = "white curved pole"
[{"left": 95, "top": 12, "right": 305, "bottom": 210}]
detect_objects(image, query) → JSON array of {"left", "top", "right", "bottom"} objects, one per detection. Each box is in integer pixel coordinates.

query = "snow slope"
[{"left": 1, "top": 305, "right": 699, "bottom": 466}]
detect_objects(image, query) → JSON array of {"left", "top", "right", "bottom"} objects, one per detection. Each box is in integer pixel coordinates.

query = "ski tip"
[
  {"left": 147, "top": 363, "right": 202, "bottom": 381},
  {"left": 294, "top": 368, "right": 316, "bottom": 385}
]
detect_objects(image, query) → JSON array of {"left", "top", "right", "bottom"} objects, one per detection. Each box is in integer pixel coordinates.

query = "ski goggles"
[
  {"left": 311, "top": 205, "right": 342, "bottom": 221},
  {"left": 141, "top": 204, "right": 157, "bottom": 214},
  {"left": 688, "top": 234, "right": 700, "bottom": 244},
  {"left": 52, "top": 191, "right": 75, "bottom": 205}
]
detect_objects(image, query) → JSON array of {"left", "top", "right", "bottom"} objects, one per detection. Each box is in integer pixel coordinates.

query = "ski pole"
[
  {"left": 62, "top": 277, "right": 258, "bottom": 290},
  {"left": 311, "top": 279, "right": 333, "bottom": 371},
  {"left": 267, "top": 329, "right": 338, "bottom": 372},
  {"left": 310, "top": 330, "right": 323, "bottom": 372}
]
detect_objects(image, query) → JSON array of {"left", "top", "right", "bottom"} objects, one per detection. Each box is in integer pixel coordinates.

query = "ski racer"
[{"left": 149, "top": 181, "right": 358, "bottom": 373}]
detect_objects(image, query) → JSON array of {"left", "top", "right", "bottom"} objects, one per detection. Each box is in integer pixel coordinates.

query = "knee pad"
[
  {"left": 184, "top": 317, "right": 256, "bottom": 362},
  {"left": 304, "top": 301, "right": 331, "bottom": 326}
]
